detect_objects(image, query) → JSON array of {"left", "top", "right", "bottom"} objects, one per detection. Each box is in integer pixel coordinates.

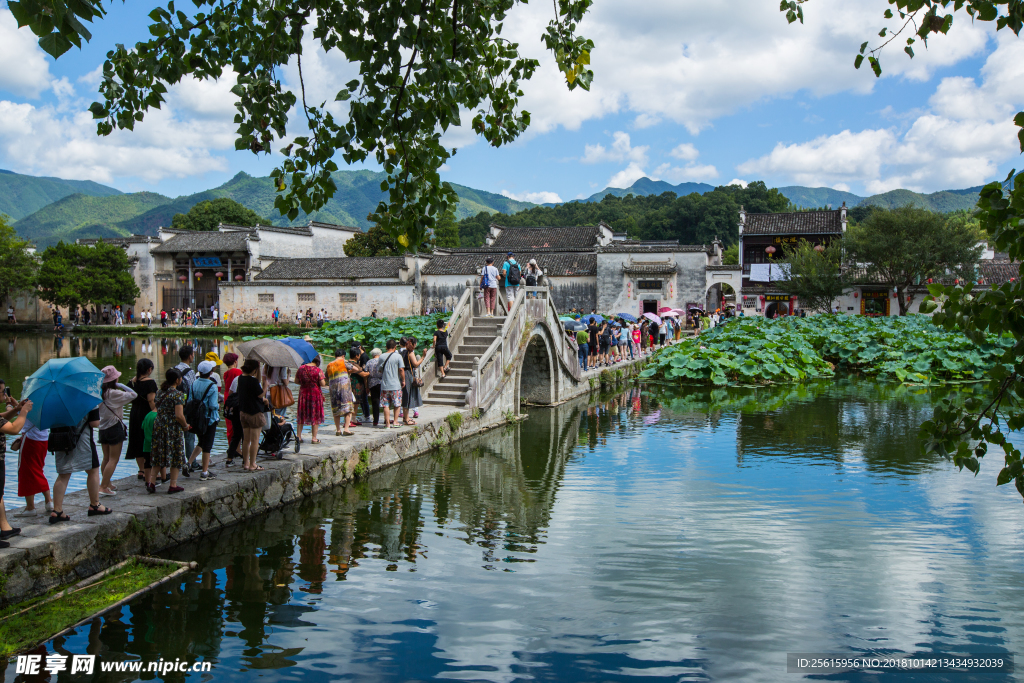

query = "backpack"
[
  {"left": 184, "top": 380, "right": 216, "bottom": 433},
  {"left": 506, "top": 261, "right": 522, "bottom": 285},
  {"left": 525, "top": 270, "right": 537, "bottom": 286},
  {"left": 47, "top": 419, "right": 88, "bottom": 454}
]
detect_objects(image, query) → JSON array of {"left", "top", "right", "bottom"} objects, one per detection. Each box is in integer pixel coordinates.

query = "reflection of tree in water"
[{"left": 648, "top": 379, "right": 960, "bottom": 474}]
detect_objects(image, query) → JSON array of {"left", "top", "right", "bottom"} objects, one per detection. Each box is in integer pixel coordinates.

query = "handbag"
[
  {"left": 10, "top": 437, "right": 22, "bottom": 452},
  {"left": 269, "top": 384, "right": 294, "bottom": 409}
]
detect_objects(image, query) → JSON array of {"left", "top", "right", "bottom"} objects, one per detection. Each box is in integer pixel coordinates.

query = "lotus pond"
[{"left": 642, "top": 314, "right": 1011, "bottom": 385}]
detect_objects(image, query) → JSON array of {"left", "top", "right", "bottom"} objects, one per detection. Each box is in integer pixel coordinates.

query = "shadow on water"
[{"left": 4, "top": 380, "right": 1021, "bottom": 683}]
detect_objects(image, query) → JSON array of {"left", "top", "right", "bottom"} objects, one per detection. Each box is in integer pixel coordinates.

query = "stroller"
[{"left": 259, "top": 414, "right": 299, "bottom": 459}]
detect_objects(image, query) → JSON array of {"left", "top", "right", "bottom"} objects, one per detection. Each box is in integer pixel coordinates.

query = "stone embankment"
[{"left": 0, "top": 354, "right": 649, "bottom": 605}]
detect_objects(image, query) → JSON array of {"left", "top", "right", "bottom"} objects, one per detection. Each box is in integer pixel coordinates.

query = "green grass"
[{"left": 0, "top": 559, "right": 176, "bottom": 657}]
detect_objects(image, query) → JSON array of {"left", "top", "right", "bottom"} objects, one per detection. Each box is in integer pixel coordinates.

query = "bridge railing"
[{"left": 420, "top": 283, "right": 473, "bottom": 400}]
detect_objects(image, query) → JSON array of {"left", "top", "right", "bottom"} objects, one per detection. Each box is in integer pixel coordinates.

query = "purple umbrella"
[{"left": 643, "top": 312, "right": 662, "bottom": 325}]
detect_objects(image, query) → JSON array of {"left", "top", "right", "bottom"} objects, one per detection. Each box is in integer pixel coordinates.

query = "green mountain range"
[
  {"left": 10, "top": 170, "right": 535, "bottom": 247},
  {"left": 585, "top": 178, "right": 983, "bottom": 213},
  {"left": 0, "top": 170, "right": 122, "bottom": 221}
]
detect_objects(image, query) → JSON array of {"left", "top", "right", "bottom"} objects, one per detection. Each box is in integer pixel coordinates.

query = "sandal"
[
  {"left": 342, "top": 431, "right": 355, "bottom": 437},
  {"left": 49, "top": 511, "right": 70, "bottom": 524},
  {"left": 168, "top": 486, "right": 184, "bottom": 494},
  {"left": 252, "top": 465, "right": 264, "bottom": 471},
  {"left": 311, "top": 439, "right": 321, "bottom": 444},
  {"left": 335, "top": 430, "right": 343, "bottom": 436},
  {"left": 88, "top": 504, "right": 112, "bottom": 516}
]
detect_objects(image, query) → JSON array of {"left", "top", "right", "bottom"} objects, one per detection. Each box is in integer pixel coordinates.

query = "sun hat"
[
  {"left": 101, "top": 366, "right": 121, "bottom": 383},
  {"left": 197, "top": 360, "right": 216, "bottom": 374},
  {"left": 204, "top": 351, "right": 223, "bottom": 365},
  {"left": 529, "top": 258, "right": 537, "bottom": 266}
]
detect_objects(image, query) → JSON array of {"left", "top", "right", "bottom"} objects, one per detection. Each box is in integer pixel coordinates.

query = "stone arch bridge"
[{"left": 420, "top": 284, "right": 587, "bottom": 414}]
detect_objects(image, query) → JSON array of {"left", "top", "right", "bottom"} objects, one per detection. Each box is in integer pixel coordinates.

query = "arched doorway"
[{"left": 519, "top": 330, "right": 555, "bottom": 405}]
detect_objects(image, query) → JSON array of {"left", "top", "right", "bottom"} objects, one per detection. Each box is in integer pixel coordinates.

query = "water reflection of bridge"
[{"left": 76, "top": 390, "right": 607, "bottom": 669}]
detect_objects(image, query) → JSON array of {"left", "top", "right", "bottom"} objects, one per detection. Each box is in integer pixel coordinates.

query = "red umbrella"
[{"left": 658, "top": 306, "right": 673, "bottom": 313}]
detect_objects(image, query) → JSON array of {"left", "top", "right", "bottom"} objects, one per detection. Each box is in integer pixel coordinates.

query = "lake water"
[{"left": 8, "top": 377, "right": 1024, "bottom": 682}]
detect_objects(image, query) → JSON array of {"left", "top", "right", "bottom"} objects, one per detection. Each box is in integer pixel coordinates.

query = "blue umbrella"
[
  {"left": 22, "top": 357, "right": 103, "bottom": 429},
  {"left": 279, "top": 337, "right": 319, "bottom": 364},
  {"left": 616, "top": 313, "right": 638, "bottom": 323},
  {"left": 584, "top": 314, "right": 605, "bottom": 324}
]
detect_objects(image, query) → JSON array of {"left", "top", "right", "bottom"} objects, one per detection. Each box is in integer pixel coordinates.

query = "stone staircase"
[{"left": 424, "top": 316, "right": 504, "bottom": 407}]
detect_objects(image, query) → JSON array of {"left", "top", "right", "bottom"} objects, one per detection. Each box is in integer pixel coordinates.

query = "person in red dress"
[
  {"left": 221, "top": 353, "right": 242, "bottom": 452},
  {"left": 295, "top": 357, "right": 325, "bottom": 444}
]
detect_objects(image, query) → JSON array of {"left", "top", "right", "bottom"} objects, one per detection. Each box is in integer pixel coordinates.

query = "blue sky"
[{"left": 0, "top": 0, "right": 1021, "bottom": 204}]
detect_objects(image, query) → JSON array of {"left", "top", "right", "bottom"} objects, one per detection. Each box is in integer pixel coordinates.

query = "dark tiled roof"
[
  {"left": 78, "top": 235, "right": 158, "bottom": 246},
  {"left": 489, "top": 225, "right": 600, "bottom": 250},
  {"left": 599, "top": 243, "right": 708, "bottom": 253},
  {"left": 422, "top": 253, "right": 596, "bottom": 276},
  {"left": 744, "top": 210, "right": 843, "bottom": 235},
  {"left": 151, "top": 231, "right": 253, "bottom": 253},
  {"left": 979, "top": 261, "right": 1022, "bottom": 285},
  {"left": 706, "top": 265, "right": 742, "bottom": 271},
  {"left": 255, "top": 257, "right": 404, "bottom": 280},
  {"left": 308, "top": 221, "right": 360, "bottom": 232}
]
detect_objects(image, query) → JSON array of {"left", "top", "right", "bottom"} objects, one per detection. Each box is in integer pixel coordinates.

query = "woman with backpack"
[
  {"left": 525, "top": 259, "right": 542, "bottom": 297},
  {"left": 97, "top": 366, "right": 137, "bottom": 497},
  {"left": 151, "top": 368, "right": 190, "bottom": 494},
  {"left": 185, "top": 360, "right": 220, "bottom": 480}
]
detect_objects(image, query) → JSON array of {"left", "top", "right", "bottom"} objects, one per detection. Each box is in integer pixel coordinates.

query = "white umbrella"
[
  {"left": 237, "top": 339, "right": 306, "bottom": 368},
  {"left": 643, "top": 312, "right": 662, "bottom": 325}
]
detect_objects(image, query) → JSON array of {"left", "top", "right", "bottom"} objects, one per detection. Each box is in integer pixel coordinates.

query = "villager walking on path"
[
  {"left": 326, "top": 349, "right": 355, "bottom": 437},
  {"left": 151, "top": 368, "right": 189, "bottom": 494},
  {"left": 235, "top": 359, "right": 268, "bottom": 472},
  {"left": 97, "top": 365, "right": 137, "bottom": 497},
  {"left": 221, "top": 353, "right": 242, "bottom": 465},
  {"left": 295, "top": 356, "right": 326, "bottom": 444},
  {"left": 349, "top": 345, "right": 371, "bottom": 423},
  {"left": 126, "top": 359, "right": 157, "bottom": 484}
]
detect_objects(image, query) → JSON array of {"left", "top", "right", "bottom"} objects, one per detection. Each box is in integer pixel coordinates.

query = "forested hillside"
[{"left": 456, "top": 181, "right": 792, "bottom": 247}]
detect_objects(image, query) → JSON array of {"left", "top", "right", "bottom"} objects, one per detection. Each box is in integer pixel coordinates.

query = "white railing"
[{"left": 420, "top": 284, "right": 473, "bottom": 399}]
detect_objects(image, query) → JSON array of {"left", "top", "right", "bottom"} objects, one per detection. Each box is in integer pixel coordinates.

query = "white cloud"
[
  {"left": 500, "top": 0, "right": 991, "bottom": 137},
  {"left": 581, "top": 131, "right": 648, "bottom": 165},
  {"left": 0, "top": 11, "right": 51, "bottom": 99},
  {"left": 669, "top": 143, "right": 700, "bottom": 162},
  {"left": 607, "top": 162, "right": 649, "bottom": 189},
  {"left": 737, "top": 34, "right": 1024, "bottom": 193},
  {"left": 501, "top": 189, "right": 563, "bottom": 204},
  {"left": 653, "top": 162, "right": 719, "bottom": 183},
  {"left": 728, "top": 179, "right": 749, "bottom": 188},
  {"left": 0, "top": 75, "right": 239, "bottom": 183}
]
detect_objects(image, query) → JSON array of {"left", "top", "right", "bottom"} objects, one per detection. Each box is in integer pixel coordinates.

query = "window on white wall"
[
  {"left": 339, "top": 293, "right": 357, "bottom": 302},
  {"left": 258, "top": 293, "right": 274, "bottom": 303},
  {"left": 298, "top": 293, "right": 316, "bottom": 302}
]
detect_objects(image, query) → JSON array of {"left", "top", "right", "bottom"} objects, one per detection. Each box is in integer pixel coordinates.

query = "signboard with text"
[{"left": 193, "top": 257, "right": 223, "bottom": 267}]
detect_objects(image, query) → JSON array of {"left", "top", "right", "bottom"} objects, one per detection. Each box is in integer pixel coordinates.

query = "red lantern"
[
  {"left": 853, "top": 291, "right": 858, "bottom": 298},
  {"left": 178, "top": 275, "right": 186, "bottom": 282},
  {"left": 215, "top": 271, "right": 225, "bottom": 280},
  {"left": 927, "top": 278, "right": 933, "bottom": 284},
  {"left": 893, "top": 291, "right": 898, "bottom": 298},
  {"left": 195, "top": 272, "right": 203, "bottom": 280},
  {"left": 765, "top": 245, "right": 776, "bottom": 255},
  {"left": 234, "top": 275, "right": 244, "bottom": 281}
]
